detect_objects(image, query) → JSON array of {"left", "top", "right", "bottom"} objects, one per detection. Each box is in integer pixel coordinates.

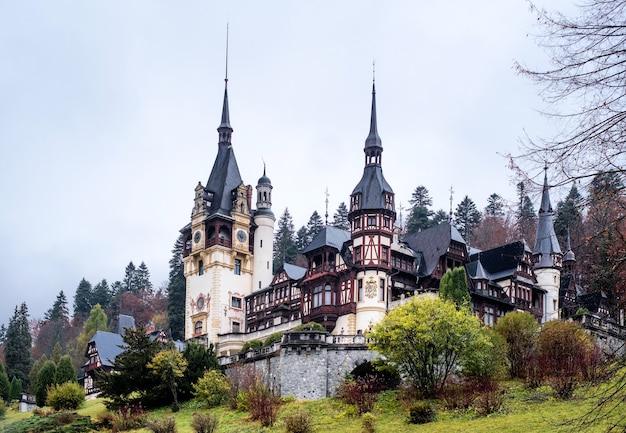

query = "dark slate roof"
[
  {"left": 533, "top": 170, "right": 562, "bottom": 267},
  {"left": 204, "top": 144, "right": 243, "bottom": 216},
  {"left": 468, "top": 240, "right": 529, "bottom": 276},
  {"left": 283, "top": 263, "right": 307, "bottom": 280},
  {"left": 351, "top": 166, "right": 394, "bottom": 210},
  {"left": 87, "top": 331, "right": 124, "bottom": 367},
  {"left": 578, "top": 292, "right": 607, "bottom": 315},
  {"left": 303, "top": 226, "right": 351, "bottom": 254},
  {"left": 116, "top": 314, "right": 136, "bottom": 336},
  {"left": 258, "top": 167, "right": 271, "bottom": 185},
  {"left": 402, "top": 223, "right": 466, "bottom": 276}
]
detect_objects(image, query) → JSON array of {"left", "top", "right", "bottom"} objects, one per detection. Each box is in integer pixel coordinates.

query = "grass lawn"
[{"left": 0, "top": 382, "right": 621, "bottom": 433}]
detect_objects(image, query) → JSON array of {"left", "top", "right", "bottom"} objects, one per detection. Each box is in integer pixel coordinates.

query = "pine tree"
[
  {"left": 167, "top": 235, "right": 186, "bottom": 341},
  {"left": 406, "top": 186, "right": 434, "bottom": 234},
  {"left": 431, "top": 209, "right": 450, "bottom": 226},
  {"left": 485, "top": 193, "right": 505, "bottom": 217},
  {"left": 54, "top": 355, "right": 76, "bottom": 385},
  {"left": 0, "top": 324, "right": 6, "bottom": 344},
  {"left": 45, "top": 291, "right": 69, "bottom": 323},
  {"left": 306, "top": 211, "right": 324, "bottom": 244},
  {"left": 295, "top": 226, "right": 309, "bottom": 252},
  {"left": 8, "top": 377, "right": 21, "bottom": 403},
  {"left": 122, "top": 261, "right": 137, "bottom": 294},
  {"left": 92, "top": 279, "right": 112, "bottom": 310},
  {"left": 135, "top": 261, "right": 153, "bottom": 294},
  {"left": 0, "top": 361, "right": 10, "bottom": 401},
  {"left": 273, "top": 208, "right": 297, "bottom": 271},
  {"left": 51, "top": 342, "right": 62, "bottom": 364},
  {"left": 332, "top": 202, "right": 350, "bottom": 230},
  {"left": 4, "top": 303, "right": 33, "bottom": 388},
  {"left": 555, "top": 184, "right": 584, "bottom": 243},
  {"left": 454, "top": 196, "right": 482, "bottom": 242},
  {"left": 516, "top": 182, "right": 537, "bottom": 242},
  {"left": 410, "top": 186, "right": 433, "bottom": 207},
  {"left": 439, "top": 267, "right": 470, "bottom": 309},
  {"left": 35, "top": 360, "right": 56, "bottom": 407},
  {"left": 28, "top": 354, "right": 48, "bottom": 394},
  {"left": 73, "top": 278, "right": 93, "bottom": 318}
]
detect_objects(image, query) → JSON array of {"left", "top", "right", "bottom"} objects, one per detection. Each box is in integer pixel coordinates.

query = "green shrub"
[
  {"left": 292, "top": 322, "right": 326, "bottom": 332},
  {"left": 146, "top": 416, "right": 177, "bottom": 433},
  {"left": 263, "top": 332, "right": 283, "bottom": 347},
  {"left": 408, "top": 402, "right": 435, "bottom": 424},
  {"left": 284, "top": 409, "right": 314, "bottom": 433},
  {"left": 0, "top": 399, "right": 6, "bottom": 419},
  {"left": 361, "top": 412, "right": 376, "bottom": 433},
  {"left": 193, "top": 370, "right": 230, "bottom": 407},
  {"left": 239, "top": 339, "right": 263, "bottom": 353},
  {"left": 46, "top": 381, "right": 85, "bottom": 411},
  {"left": 191, "top": 412, "right": 219, "bottom": 433}
]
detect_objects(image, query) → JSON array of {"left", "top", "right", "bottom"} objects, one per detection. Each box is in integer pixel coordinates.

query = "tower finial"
[
  {"left": 225, "top": 22, "right": 229, "bottom": 88},
  {"left": 372, "top": 60, "right": 375, "bottom": 84},
  {"left": 325, "top": 187, "right": 329, "bottom": 225}
]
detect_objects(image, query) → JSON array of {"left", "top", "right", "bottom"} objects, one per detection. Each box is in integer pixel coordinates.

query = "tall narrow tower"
[
  {"left": 182, "top": 74, "right": 254, "bottom": 344},
  {"left": 348, "top": 80, "right": 396, "bottom": 333},
  {"left": 253, "top": 166, "right": 275, "bottom": 291},
  {"left": 532, "top": 167, "right": 563, "bottom": 322}
]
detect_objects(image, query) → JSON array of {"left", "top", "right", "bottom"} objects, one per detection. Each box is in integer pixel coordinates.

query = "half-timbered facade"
[
  {"left": 466, "top": 241, "right": 545, "bottom": 325},
  {"left": 181, "top": 72, "right": 591, "bottom": 356}
]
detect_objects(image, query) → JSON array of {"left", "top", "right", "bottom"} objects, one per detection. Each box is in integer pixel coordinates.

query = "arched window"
[
  {"left": 324, "top": 284, "right": 333, "bottom": 305},
  {"left": 198, "top": 260, "right": 204, "bottom": 275},
  {"left": 194, "top": 321, "right": 203, "bottom": 335}
]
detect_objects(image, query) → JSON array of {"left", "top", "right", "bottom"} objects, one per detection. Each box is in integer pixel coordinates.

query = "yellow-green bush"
[
  {"left": 192, "top": 370, "right": 230, "bottom": 407},
  {"left": 46, "top": 381, "right": 85, "bottom": 411}
]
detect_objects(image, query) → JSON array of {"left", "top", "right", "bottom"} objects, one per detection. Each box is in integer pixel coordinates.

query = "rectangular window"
[
  {"left": 383, "top": 217, "right": 390, "bottom": 228},
  {"left": 313, "top": 286, "right": 323, "bottom": 308},
  {"left": 358, "top": 279, "right": 363, "bottom": 301},
  {"left": 355, "top": 246, "right": 362, "bottom": 264},
  {"left": 234, "top": 259, "right": 241, "bottom": 275},
  {"left": 367, "top": 215, "right": 377, "bottom": 227},
  {"left": 324, "top": 284, "right": 333, "bottom": 305},
  {"left": 379, "top": 279, "right": 385, "bottom": 301},
  {"left": 232, "top": 321, "right": 241, "bottom": 333},
  {"left": 231, "top": 296, "right": 242, "bottom": 309},
  {"left": 260, "top": 239, "right": 263, "bottom": 247},
  {"left": 381, "top": 246, "right": 389, "bottom": 264},
  {"left": 354, "top": 218, "right": 361, "bottom": 229}
]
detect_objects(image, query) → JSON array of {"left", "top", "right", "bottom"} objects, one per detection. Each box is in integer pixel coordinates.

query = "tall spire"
[
  {"left": 218, "top": 24, "right": 232, "bottom": 145},
  {"left": 539, "top": 165, "right": 552, "bottom": 214},
  {"left": 533, "top": 166, "right": 562, "bottom": 268},
  {"left": 365, "top": 64, "right": 382, "bottom": 152},
  {"left": 364, "top": 63, "right": 383, "bottom": 168}
]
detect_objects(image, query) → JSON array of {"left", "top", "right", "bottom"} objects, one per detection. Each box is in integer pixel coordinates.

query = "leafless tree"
[{"left": 512, "top": 0, "right": 626, "bottom": 188}]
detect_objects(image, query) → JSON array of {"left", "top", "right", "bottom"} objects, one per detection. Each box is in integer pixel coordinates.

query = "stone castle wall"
[{"left": 222, "top": 331, "right": 376, "bottom": 399}]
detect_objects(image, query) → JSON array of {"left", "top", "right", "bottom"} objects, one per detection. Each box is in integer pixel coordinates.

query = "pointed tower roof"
[
  {"left": 351, "top": 80, "right": 394, "bottom": 210},
  {"left": 533, "top": 167, "right": 562, "bottom": 268},
  {"left": 364, "top": 82, "right": 382, "bottom": 151},
  {"left": 563, "top": 228, "right": 576, "bottom": 263},
  {"left": 204, "top": 70, "right": 243, "bottom": 216}
]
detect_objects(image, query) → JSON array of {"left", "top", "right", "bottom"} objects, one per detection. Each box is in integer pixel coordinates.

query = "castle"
[{"left": 179, "top": 73, "right": 622, "bottom": 360}]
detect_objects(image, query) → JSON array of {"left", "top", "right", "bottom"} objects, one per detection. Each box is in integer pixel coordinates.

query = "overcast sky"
[{"left": 0, "top": 1, "right": 576, "bottom": 326}]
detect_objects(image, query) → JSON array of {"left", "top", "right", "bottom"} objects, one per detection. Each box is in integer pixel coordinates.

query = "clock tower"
[{"left": 181, "top": 76, "right": 253, "bottom": 345}]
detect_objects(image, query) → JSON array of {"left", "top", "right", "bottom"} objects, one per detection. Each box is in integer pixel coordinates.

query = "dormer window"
[
  {"left": 351, "top": 194, "right": 361, "bottom": 211},
  {"left": 385, "top": 193, "right": 393, "bottom": 210}
]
